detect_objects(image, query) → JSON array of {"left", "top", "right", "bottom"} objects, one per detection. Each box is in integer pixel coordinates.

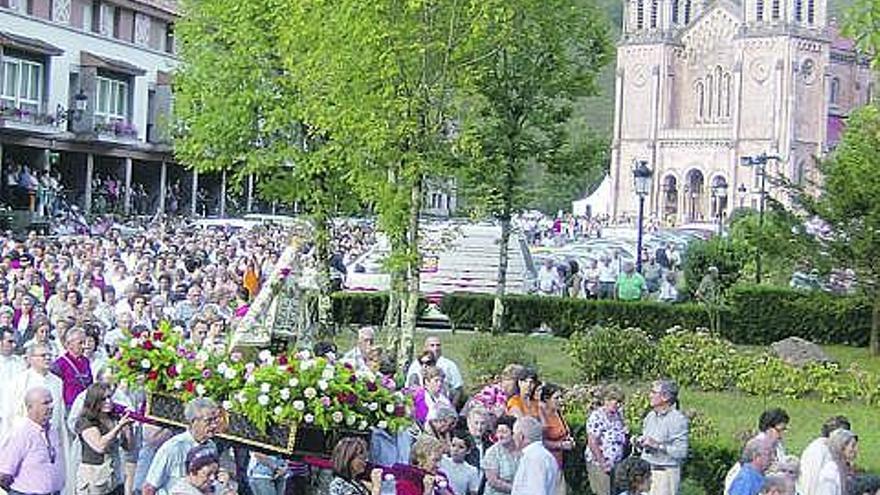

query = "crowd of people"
[{"left": 535, "top": 243, "right": 685, "bottom": 303}]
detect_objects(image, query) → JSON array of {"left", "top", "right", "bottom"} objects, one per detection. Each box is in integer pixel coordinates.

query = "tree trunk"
[
  {"left": 399, "top": 176, "right": 423, "bottom": 368},
  {"left": 872, "top": 292, "right": 880, "bottom": 356},
  {"left": 492, "top": 215, "right": 511, "bottom": 333},
  {"left": 312, "top": 208, "right": 333, "bottom": 337}
]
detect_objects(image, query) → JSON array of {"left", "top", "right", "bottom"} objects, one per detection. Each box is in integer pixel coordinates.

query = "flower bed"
[{"left": 116, "top": 322, "right": 410, "bottom": 455}]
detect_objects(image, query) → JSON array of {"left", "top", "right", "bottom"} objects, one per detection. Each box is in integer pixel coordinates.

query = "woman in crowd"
[
  {"left": 585, "top": 385, "right": 628, "bottom": 495},
  {"left": 75, "top": 383, "right": 134, "bottom": 495},
  {"left": 423, "top": 405, "right": 458, "bottom": 448},
  {"left": 396, "top": 436, "right": 454, "bottom": 495},
  {"left": 169, "top": 445, "right": 221, "bottom": 495},
  {"left": 412, "top": 366, "right": 452, "bottom": 425},
  {"left": 464, "top": 364, "right": 524, "bottom": 419},
  {"left": 614, "top": 457, "right": 652, "bottom": 495},
  {"left": 540, "top": 383, "right": 574, "bottom": 495},
  {"left": 406, "top": 350, "right": 437, "bottom": 388},
  {"left": 328, "top": 437, "right": 383, "bottom": 495},
  {"left": 12, "top": 293, "right": 39, "bottom": 344},
  {"left": 817, "top": 429, "right": 859, "bottom": 495},
  {"left": 21, "top": 315, "right": 63, "bottom": 358},
  {"left": 506, "top": 367, "right": 540, "bottom": 419},
  {"left": 482, "top": 415, "right": 520, "bottom": 495}
]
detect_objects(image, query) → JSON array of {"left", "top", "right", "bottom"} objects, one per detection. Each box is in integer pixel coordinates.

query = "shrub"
[
  {"left": 735, "top": 355, "right": 811, "bottom": 399},
  {"left": 566, "top": 326, "right": 656, "bottom": 381},
  {"left": 684, "top": 440, "right": 739, "bottom": 495},
  {"left": 332, "top": 292, "right": 429, "bottom": 326},
  {"left": 724, "top": 285, "right": 870, "bottom": 345},
  {"left": 682, "top": 237, "right": 746, "bottom": 297},
  {"left": 657, "top": 329, "right": 746, "bottom": 391},
  {"left": 464, "top": 334, "right": 538, "bottom": 384}
]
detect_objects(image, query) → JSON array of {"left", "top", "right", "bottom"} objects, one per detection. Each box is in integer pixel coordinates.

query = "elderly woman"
[
  {"left": 169, "top": 445, "right": 221, "bottom": 495},
  {"left": 586, "top": 385, "right": 628, "bottom": 495},
  {"left": 463, "top": 364, "right": 524, "bottom": 419},
  {"left": 412, "top": 366, "right": 452, "bottom": 425},
  {"left": 328, "top": 437, "right": 383, "bottom": 495},
  {"left": 482, "top": 415, "right": 520, "bottom": 495},
  {"left": 816, "top": 429, "right": 858, "bottom": 495},
  {"left": 51, "top": 327, "right": 93, "bottom": 409},
  {"left": 75, "top": 383, "right": 134, "bottom": 495},
  {"left": 396, "top": 436, "right": 454, "bottom": 495},
  {"left": 506, "top": 367, "right": 540, "bottom": 419}
]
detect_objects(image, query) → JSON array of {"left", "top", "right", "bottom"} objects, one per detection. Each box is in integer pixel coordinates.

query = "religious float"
[{"left": 113, "top": 235, "right": 411, "bottom": 456}]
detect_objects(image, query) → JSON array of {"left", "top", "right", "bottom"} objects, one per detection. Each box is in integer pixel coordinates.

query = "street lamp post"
[
  {"left": 740, "top": 153, "right": 780, "bottom": 284},
  {"left": 633, "top": 160, "right": 653, "bottom": 273},
  {"left": 711, "top": 178, "right": 728, "bottom": 236},
  {"left": 738, "top": 184, "right": 747, "bottom": 209}
]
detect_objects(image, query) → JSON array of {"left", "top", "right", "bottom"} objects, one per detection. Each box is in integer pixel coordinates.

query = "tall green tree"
[
  {"left": 460, "top": 0, "right": 612, "bottom": 331},
  {"left": 276, "top": 0, "right": 483, "bottom": 364},
  {"left": 798, "top": 105, "right": 880, "bottom": 355},
  {"left": 173, "top": 0, "right": 350, "bottom": 332}
]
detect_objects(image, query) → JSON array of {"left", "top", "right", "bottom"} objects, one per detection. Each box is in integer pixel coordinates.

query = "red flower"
[
  {"left": 394, "top": 404, "right": 406, "bottom": 417},
  {"left": 153, "top": 331, "right": 165, "bottom": 341},
  {"left": 128, "top": 359, "right": 137, "bottom": 369},
  {"left": 142, "top": 340, "right": 154, "bottom": 351},
  {"left": 147, "top": 370, "right": 159, "bottom": 381},
  {"left": 277, "top": 355, "right": 289, "bottom": 366},
  {"left": 166, "top": 366, "right": 178, "bottom": 378},
  {"left": 184, "top": 381, "right": 195, "bottom": 393}
]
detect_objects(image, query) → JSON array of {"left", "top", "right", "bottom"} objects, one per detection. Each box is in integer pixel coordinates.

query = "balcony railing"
[{"left": 0, "top": 103, "right": 62, "bottom": 128}]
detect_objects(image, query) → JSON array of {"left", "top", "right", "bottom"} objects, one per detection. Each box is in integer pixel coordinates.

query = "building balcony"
[
  {"left": 0, "top": 104, "right": 66, "bottom": 135},
  {"left": 93, "top": 119, "right": 140, "bottom": 143}
]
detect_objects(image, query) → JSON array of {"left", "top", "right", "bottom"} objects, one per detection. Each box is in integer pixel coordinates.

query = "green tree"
[
  {"left": 799, "top": 105, "right": 880, "bottom": 355},
  {"left": 460, "top": 0, "right": 612, "bottom": 331},
  {"left": 173, "top": 0, "right": 351, "bottom": 334},
  {"left": 276, "top": 0, "right": 484, "bottom": 365}
]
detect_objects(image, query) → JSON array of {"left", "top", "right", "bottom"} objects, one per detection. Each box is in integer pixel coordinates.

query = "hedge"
[{"left": 333, "top": 285, "right": 872, "bottom": 346}]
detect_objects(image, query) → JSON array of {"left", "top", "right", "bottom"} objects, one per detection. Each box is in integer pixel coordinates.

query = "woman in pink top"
[{"left": 50, "top": 327, "right": 93, "bottom": 409}]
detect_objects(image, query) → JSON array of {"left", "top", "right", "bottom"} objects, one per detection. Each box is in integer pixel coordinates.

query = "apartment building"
[{"left": 0, "top": 0, "right": 219, "bottom": 217}]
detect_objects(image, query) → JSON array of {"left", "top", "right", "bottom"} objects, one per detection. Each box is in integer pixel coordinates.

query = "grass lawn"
[{"left": 332, "top": 328, "right": 880, "bottom": 472}]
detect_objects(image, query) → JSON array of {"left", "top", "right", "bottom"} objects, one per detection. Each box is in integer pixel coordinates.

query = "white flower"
[
  {"left": 140, "top": 359, "right": 151, "bottom": 369},
  {"left": 377, "top": 420, "right": 388, "bottom": 429},
  {"left": 222, "top": 400, "right": 233, "bottom": 411},
  {"left": 280, "top": 388, "right": 291, "bottom": 400},
  {"left": 173, "top": 380, "right": 182, "bottom": 390},
  {"left": 237, "top": 392, "right": 247, "bottom": 404},
  {"left": 321, "top": 367, "right": 335, "bottom": 380},
  {"left": 288, "top": 378, "right": 299, "bottom": 388},
  {"left": 195, "top": 351, "right": 209, "bottom": 362},
  {"left": 317, "top": 380, "right": 328, "bottom": 391},
  {"left": 346, "top": 415, "right": 357, "bottom": 426},
  {"left": 304, "top": 414, "right": 315, "bottom": 423},
  {"left": 196, "top": 384, "right": 206, "bottom": 396},
  {"left": 217, "top": 362, "right": 228, "bottom": 374},
  {"left": 154, "top": 340, "right": 164, "bottom": 348},
  {"left": 292, "top": 400, "right": 305, "bottom": 411},
  {"left": 304, "top": 387, "right": 317, "bottom": 399},
  {"left": 274, "top": 406, "right": 283, "bottom": 416},
  {"left": 385, "top": 404, "right": 395, "bottom": 414},
  {"left": 260, "top": 383, "right": 271, "bottom": 393},
  {"left": 258, "top": 394, "right": 270, "bottom": 406},
  {"left": 367, "top": 402, "right": 379, "bottom": 411},
  {"left": 258, "top": 349, "right": 272, "bottom": 363},
  {"left": 130, "top": 337, "right": 141, "bottom": 347},
  {"left": 331, "top": 411, "right": 344, "bottom": 423},
  {"left": 296, "top": 350, "right": 312, "bottom": 360},
  {"left": 246, "top": 375, "right": 256, "bottom": 384},
  {"left": 223, "top": 367, "right": 237, "bottom": 380},
  {"left": 358, "top": 420, "right": 368, "bottom": 430},
  {"left": 300, "top": 360, "right": 314, "bottom": 371},
  {"left": 277, "top": 365, "right": 288, "bottom": 372}
]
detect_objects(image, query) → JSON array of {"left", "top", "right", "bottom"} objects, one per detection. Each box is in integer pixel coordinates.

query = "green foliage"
[
  {"left": 566, "top": 326, "right": 656, "bottom": 381},
  {"left": 682, "top": 237, "right": 746, "bottom": 296},
  {"left": 465, "top": 334, "right": 538, "bottom": 385},
  {"left": 331, "top": 292, "right": 428, "bottom": 326},
  {"left": 683, "top": 441, "right": 739, "bottom": 495},
  {"left": 657, "top": 330, "right": 745, "bottom": 391},
  {"left": 725, "top": 285, "right": 871, "bottom": 346}
]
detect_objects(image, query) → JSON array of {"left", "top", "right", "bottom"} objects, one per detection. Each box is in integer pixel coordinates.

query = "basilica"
[{"left": 608, "top": 0, "right": 875, "bottom": 225}]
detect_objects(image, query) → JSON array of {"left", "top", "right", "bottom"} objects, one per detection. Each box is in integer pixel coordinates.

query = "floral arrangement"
[
  {"left": 113, "top": 321, "right": 411, "bottom": 433},
  {"left": 95, "top": 120, "right": 138, "bottom": 137}
]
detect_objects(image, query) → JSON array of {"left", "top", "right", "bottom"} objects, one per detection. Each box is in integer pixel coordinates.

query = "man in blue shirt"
[{"left": 729, "top": 436, "right": 774, "bottom": 495}]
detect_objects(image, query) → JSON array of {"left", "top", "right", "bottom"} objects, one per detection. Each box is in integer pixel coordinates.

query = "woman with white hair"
[{"left": 816, "top": 429, "right": 858, "bottom": 495}]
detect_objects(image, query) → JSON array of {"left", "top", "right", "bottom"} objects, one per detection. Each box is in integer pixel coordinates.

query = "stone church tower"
[{"left": 608, "top": 0, "right": 873, "bottom": 224}]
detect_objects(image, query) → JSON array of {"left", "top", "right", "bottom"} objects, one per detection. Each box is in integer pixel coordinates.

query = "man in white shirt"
[
  {"left": 537, "top": 259, "right": 561, "bottom": 295},
  {"left": 797, "top": 416, "right": 850, "bottom": 495},
  {"left": 0, "top": 328, "right": 25, "bottom": 440},
  {"left": 341, "top": 326, "right": 374, "bottom": 372},
  {"left": 511, "top": 416, "right": 559, "bottom": 495},
  {"left": 597, "top": 255, "right": 618, "bottom": 299},
  {"left": 406, "top": 336, "right": 463, "bottom": 405}
]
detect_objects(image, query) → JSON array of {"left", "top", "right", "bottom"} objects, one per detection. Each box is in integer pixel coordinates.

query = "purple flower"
[
  {"left": 321, "top": 396, "right": 331, "bottom": 407},
  {"left": 366, "top": 381, "right": 378, "bottom": 392},
  {"left": 177, "top": 348, "right": 188, "bottom": 357},
  {"left": 186, "top": 351, "right": 196, "bottom": 361},
  {"left": 202, "top": 369, "right": 212, "bottom": 379}
]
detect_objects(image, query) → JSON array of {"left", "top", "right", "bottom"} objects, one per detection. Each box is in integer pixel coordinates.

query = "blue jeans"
[{"left": 249, "top": 477, "right": 286, "bottom": 495}]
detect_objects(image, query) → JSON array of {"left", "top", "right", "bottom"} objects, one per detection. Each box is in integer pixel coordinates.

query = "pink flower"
[
  {"left": 230, "top": 352, "right": 243, "bottom": 363},
  {"left": 321, "top": 396, "right": 331, "bottom": 407}
]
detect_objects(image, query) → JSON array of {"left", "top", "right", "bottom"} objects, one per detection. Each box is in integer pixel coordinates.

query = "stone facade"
[{"left": 609, "top": 0, "right": 875, "bottom": 225}]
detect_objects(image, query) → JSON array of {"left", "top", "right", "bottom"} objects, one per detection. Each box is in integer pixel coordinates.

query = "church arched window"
[
  {"left": 696, "top": 81, "right": 705, "bottom": 121},
  {"left": 684, "top": 0, "right": 692, "bottom": 23},
  {"left": 637, "top": 0, "right": 645, "bottom": 29},
  {"left": 756, "top": 0, "right": 764, "bottom": 21},
  {"left": 795, "top": 0, "right": 802, "bottom": 21},
  {"left": 830, "top": 77, "right": 840, "bottom": 105},
  {"left": 672, "top": 0, "right": 679, "bottom": 24},
  {"left": 715, "top": 66, "right": 723, "bottom": 121},
  {"left": 807, "top": 0, "right": 814, "bottom": 23},
  {"left": 724, "top": 73, "right": 732, "bottom": 118},
  {"left": 706, "top": 74, "right": 714, "bottom": 119},
  {"left": 772, "top": 0, "right": 780, "bottom": 19},
  {"left": 651, "top": 0, "right": 659, "bottom": 27}
]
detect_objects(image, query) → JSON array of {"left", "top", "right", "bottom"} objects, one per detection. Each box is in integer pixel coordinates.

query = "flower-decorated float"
[{"left": 114, "top": 322, "right": 411, "bottom": 456}]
